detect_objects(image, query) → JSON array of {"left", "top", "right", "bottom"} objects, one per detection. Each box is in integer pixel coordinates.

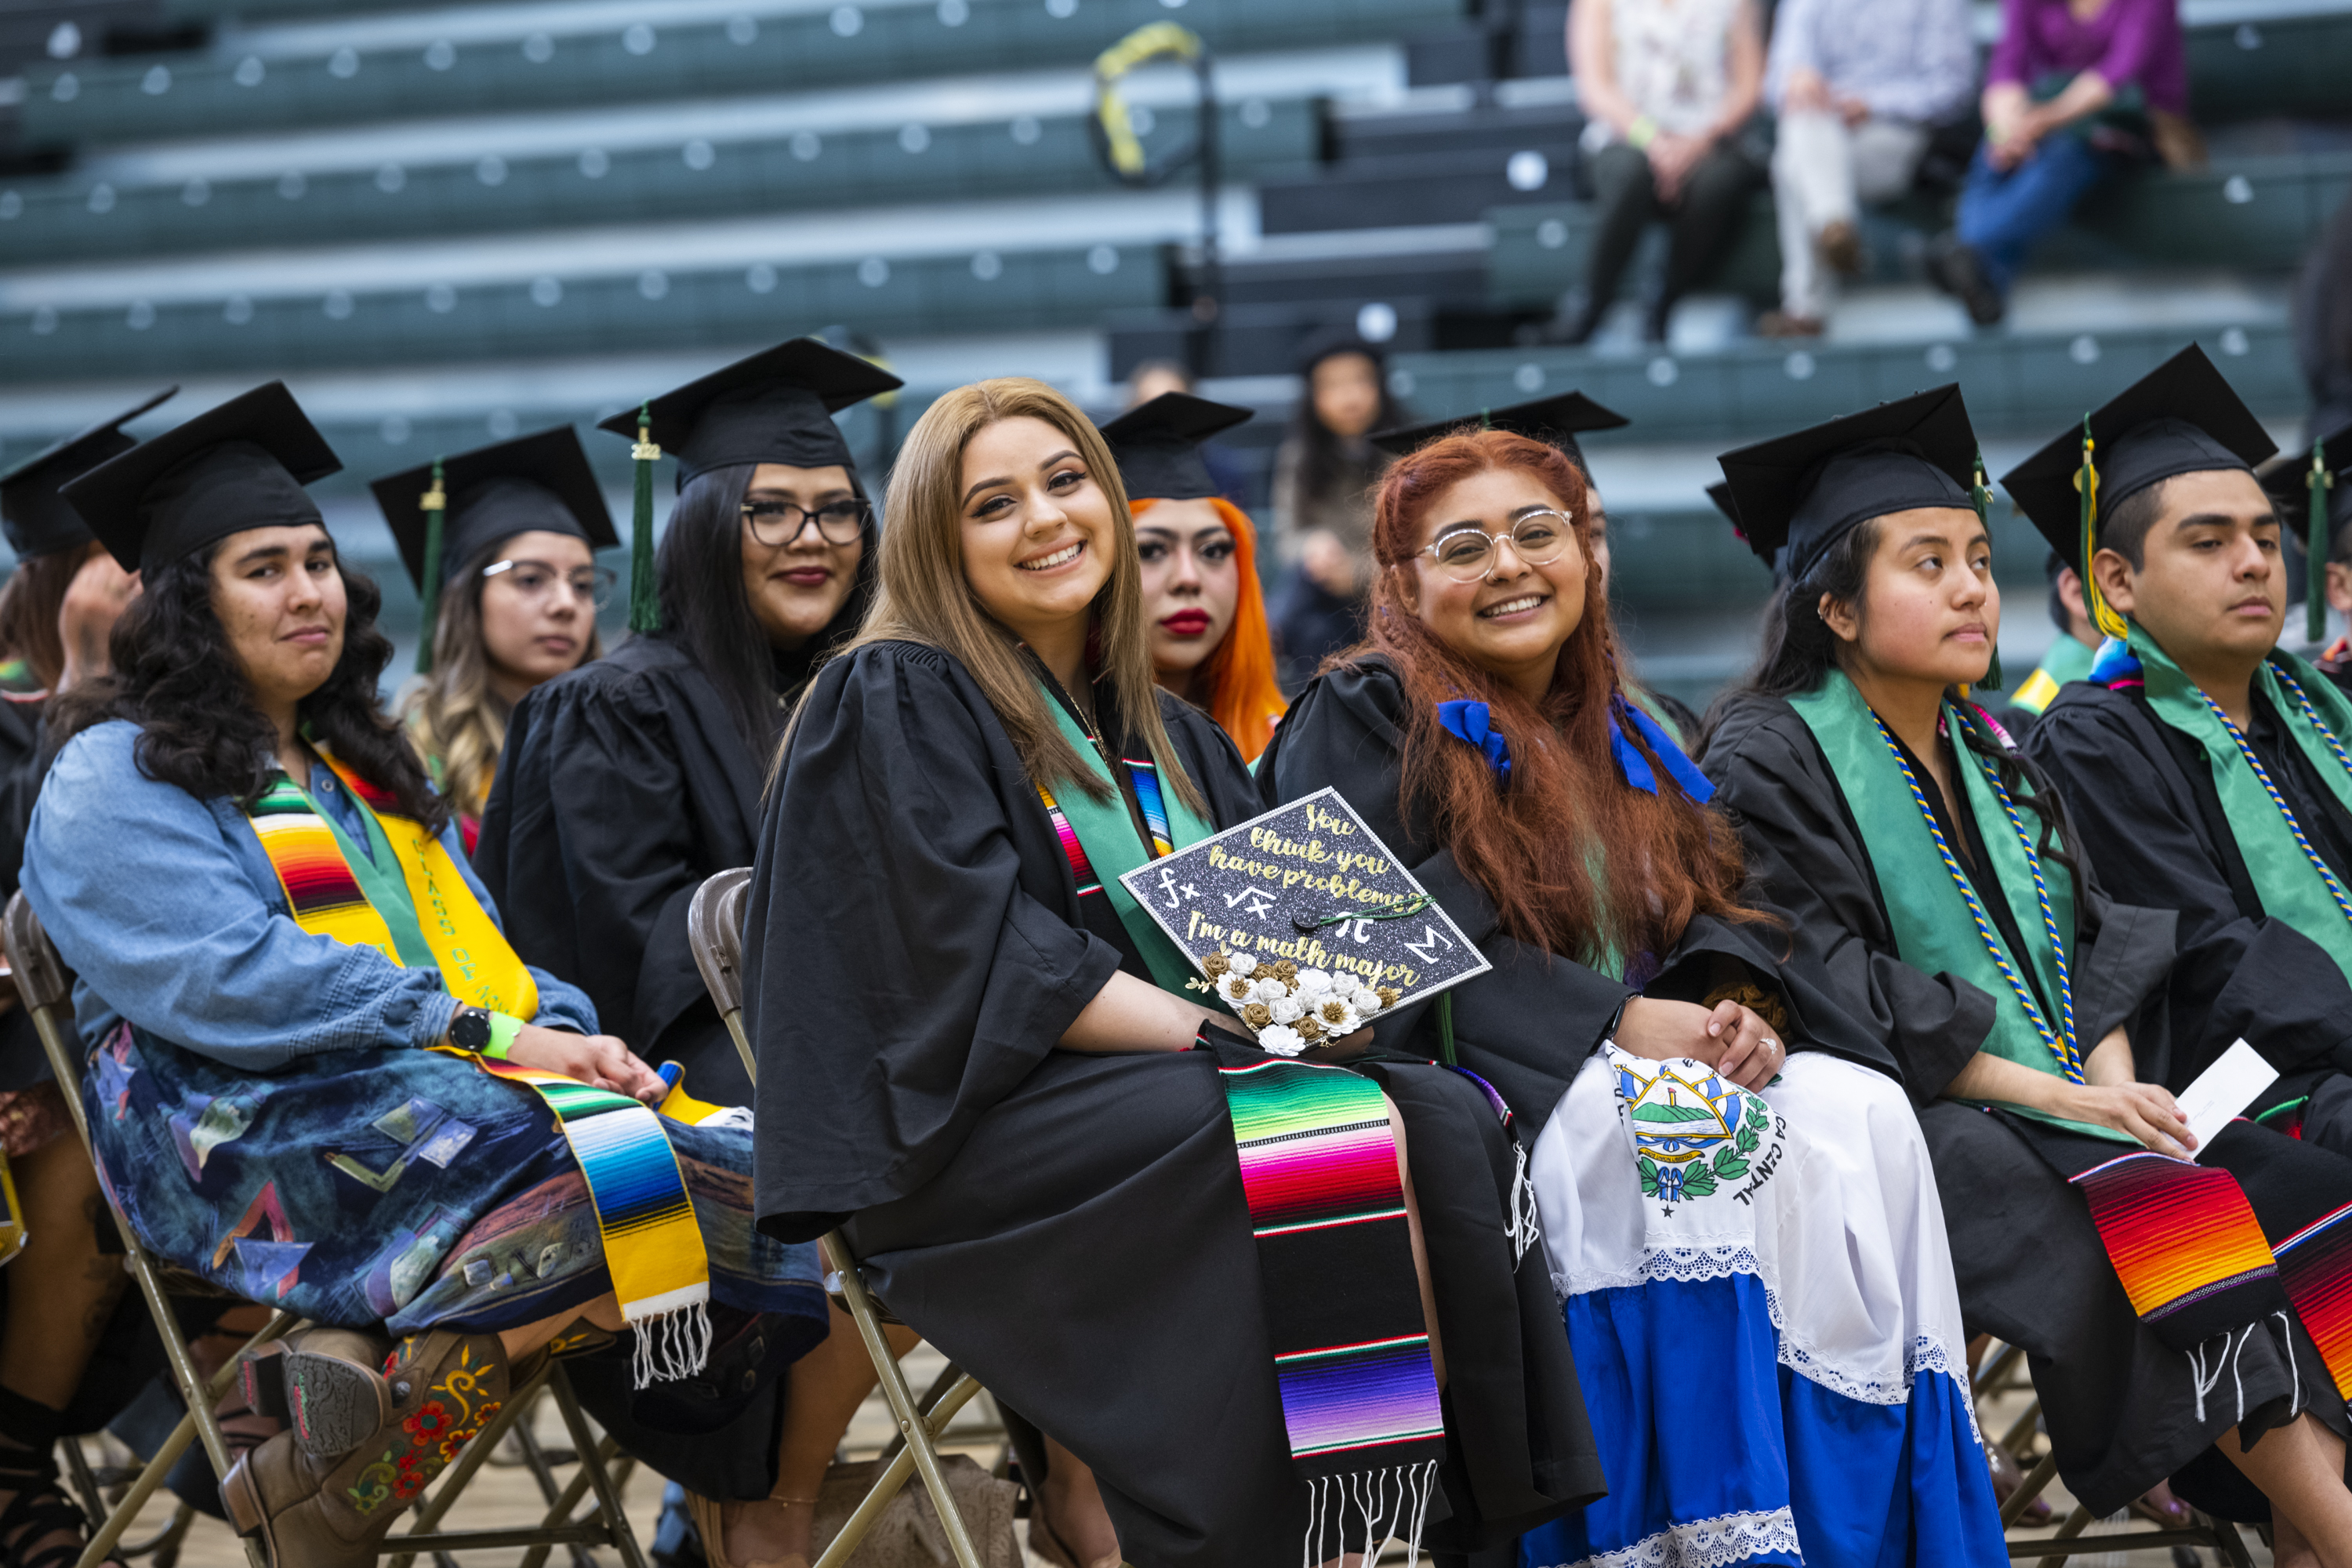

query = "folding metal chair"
[
  {"left": 1970, "top": 1338, "right": 2256, "bottom": 1567},
  {"left": 2, "top": 892, "right": 646, "bottom": 1567},
  {"left": 686, "top": 869, "right": 991, "bottom": 1568}
]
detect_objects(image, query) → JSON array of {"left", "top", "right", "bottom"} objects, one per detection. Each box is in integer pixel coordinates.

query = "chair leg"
[
  {"left": 515, "top": 1433, "right": 626, "bottom": 1568},
  {"left": 1998, "top": 1451, "right": 2059, "bottom": 1529},
  {"left": 814, "top": 1375, "right": 984, "bottom": 1568},
  {"left": 2034, "top": 1503, "right": 2096, "bottom": 1568},
  {"left": 59, "top": 1435, "right": 107, "bottom": 1527},
  {"left": 2211, "top": 1516, "right": 2258, "bottom": 1568},
  {"left": 544, "top": 1362, "right": 648, "bottom": 1568},
  {"left": 821, "top": 1234, "right": 987, "bottom": 1568}
]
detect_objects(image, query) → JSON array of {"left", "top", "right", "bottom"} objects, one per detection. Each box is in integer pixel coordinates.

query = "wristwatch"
[{"left": 448, "top": 1005, "right": 493, "bottom": 1051}]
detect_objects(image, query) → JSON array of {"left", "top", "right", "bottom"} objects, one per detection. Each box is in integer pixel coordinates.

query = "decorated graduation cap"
[
  {"left": 370, "top": 426, "right": 619, "bottom": 673},
  {"left": 2000, "top": 343, "right": 2277, "bottom": 643},
  {"left": 2257, "top": 419, "right": 2350, "bottom": 644},
  {"left": 1369, "top": 390, "right": 1630, "bottom": 473},
  {"left": 60, "top": 382, "right": 341, "bottom": 575},
  {"left": 0, "top": 388, "right": 178, "bottom": 561},
  {"left": 596, "top": 336, "right": 902, "bottom": 633},
  {"left": 1099, "top": 392, "right": 1252, "bottom": 502},
  {"left": 1719, "top": 385, "right": 1999, "bottom": 683}
]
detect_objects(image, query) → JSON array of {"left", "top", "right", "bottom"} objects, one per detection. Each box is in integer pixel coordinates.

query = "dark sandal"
[{"left": 0, "top": 1444, "right": 122, "bottom": 1568}]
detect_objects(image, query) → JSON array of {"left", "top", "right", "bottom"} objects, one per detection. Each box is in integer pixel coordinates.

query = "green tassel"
[
  {"left": 629, "top": 401, "right": 661, "bottom": 634},
  {"left": 2310, "top": 445, "right": 2335, "bottom": 646},
  {"left": 1972, "top": 448, "right": 2002, "bottom": 691},
  {"left": 1436, "top": 991, "right": 1457, "bottom": 1066},
  {"left": 413, "top": 459, "right": 447, "bottom": 676}
]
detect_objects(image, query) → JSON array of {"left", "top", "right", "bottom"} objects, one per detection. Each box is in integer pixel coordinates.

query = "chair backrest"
[
  {"left": 2, "top": 892, "right": 95, "bottom": 1147},
  {"left": 686, "top": 868, "right": 756, "bottom": 1085}
]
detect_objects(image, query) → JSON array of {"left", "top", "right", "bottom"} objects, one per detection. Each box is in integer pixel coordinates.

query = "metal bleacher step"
[
  {"left": 0, "top": 96, "right": 1319, "bottom": 265},
  {"left": 12, "top": 0, "right": 1461, "bottom": 148}
]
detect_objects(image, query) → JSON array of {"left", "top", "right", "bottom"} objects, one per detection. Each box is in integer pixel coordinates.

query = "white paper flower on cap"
[
  {"left": 1296, "top": 968, "right": 1335, "bottom": 997},
  {"left": 1228, "top": 953, "right": 1258, "bottom": 977},
  {"left": 1269, "top": 995, "right": 1304, "bottom": 1025},
  {"left": 1315, "top": 997, "right": 1360, "bottom": 1035},
  {"left": 1217, "top": 973, "right": 1255, "bottom": 1004},
  {"left": 1258, "top": 1025, "right": 1306, "bottom": 1057},
  {"left": 1252, "top": 977, "right": 1290, "bottom": 1004},
  {"left": 1350, "top": 987, "right": 1385, "bottom": 1016}
]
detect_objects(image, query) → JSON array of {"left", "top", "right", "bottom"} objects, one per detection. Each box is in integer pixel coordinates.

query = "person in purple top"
[{"left": 1927, "top": 0, "right": 2193, "bottom": 325}]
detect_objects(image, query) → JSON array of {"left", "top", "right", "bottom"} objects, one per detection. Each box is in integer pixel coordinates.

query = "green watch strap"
[{"left": 483, "top": 1011, "right": 524, "bottom": 1061}]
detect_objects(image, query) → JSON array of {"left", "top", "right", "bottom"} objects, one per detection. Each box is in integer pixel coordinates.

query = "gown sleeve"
[
  {"left": 476, "top": 662, "right": 708, "bottom": 1058},
  {"left": 2026, "top": 688, "right": 2352, "bottom": 1080},
  {"left": 744, "top": 644, "right": 1126, "bottom": 1239}
]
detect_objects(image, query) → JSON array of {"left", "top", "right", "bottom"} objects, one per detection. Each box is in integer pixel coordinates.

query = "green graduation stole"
[
  {"left": 2119, "top": 626, "right": 2352, "bottom": 987},
  {"left": 1029, "top": 684, "right": 1450, "bottom": 1505},
  {"left": 1789, "top": 672, "right": 2122, "bottom": 1142}
]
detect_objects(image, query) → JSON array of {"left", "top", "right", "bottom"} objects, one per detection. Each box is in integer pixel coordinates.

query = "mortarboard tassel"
[
  {"left": 2310, "top": 445, "right": 2336, "bottom": 646},
  {"left": 1972, "top": 447, "right": 2003, "bottom": 691},
  {"left": 413, "top": 460, "right": 447, "bottom": 677},
  {"left": 629, "top": 401, "right": 662, "bottom": 634},
  {"left": 2075, "top": 416, "right": 2131, "bottom": 642}
]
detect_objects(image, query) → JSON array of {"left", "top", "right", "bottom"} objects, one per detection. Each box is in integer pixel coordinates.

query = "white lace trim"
[
  {"left": 1529, "top": 1507, "right": 1804, "bottom": 1568},
  {"left": 1561, "top": 1245, "right": 1979, "bottom": 1432}
]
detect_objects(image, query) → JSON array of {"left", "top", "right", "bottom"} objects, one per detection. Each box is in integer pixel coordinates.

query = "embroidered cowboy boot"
[
  {"left": 222, "top": 1329, "right": 538, "bottom": 1568},
  {"left": 237, "top": 1324, "right": 396, "bottom": 1460}
]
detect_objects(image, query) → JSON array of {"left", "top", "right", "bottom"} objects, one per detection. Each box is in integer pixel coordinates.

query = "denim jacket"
[{"left": 22, "top": 720, "right": 597, "bottom": 1071}]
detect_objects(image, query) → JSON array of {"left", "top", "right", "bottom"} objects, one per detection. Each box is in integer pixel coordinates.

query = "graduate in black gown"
[
  {"left": 2265, "top": 421, "right": 2352, "bottom": 697},
  {"left": 1259, "top": 424, "right": 2002, "bottom": 1568},
  {"left": 1697, "top": 386, "right": 2352, "bottom": 1541},
  {"left": 748, "top": 377, "right": 1596, "bottom": 1568},
  {"left": 2011, "top": 348, "right": 2352, "bottom": 1156},
  {"left": 477, "top": 338, "right": 898, "bottom": 1108},
  {"left": 473, "top": 340, "right": 904, "bottom": 1565}
]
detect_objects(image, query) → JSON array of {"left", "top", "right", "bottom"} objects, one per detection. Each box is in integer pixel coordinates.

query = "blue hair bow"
[
  {"left": 1610, "top": 695, "right": 1715, "bottom": 804},
  {"left": 1436, "top": 699, "right": 1512, "bottom": 782}
]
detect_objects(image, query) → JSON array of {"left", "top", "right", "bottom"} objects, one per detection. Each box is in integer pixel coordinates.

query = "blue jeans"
[{"left": 1955, "top": 134, "right": 2114, "bottom": 296}]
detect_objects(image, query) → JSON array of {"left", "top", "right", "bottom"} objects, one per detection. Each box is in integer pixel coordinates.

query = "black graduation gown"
[
  {"left": 0, "top": 690, "right": 49, "bottom": 1091},
  {"left": 746, "top": 641, "right": 1599, "bottom": 1567},
  {"left": 1700, "top": 691, "right": 2352, "bottom": 1520},
  {"left": 2024, "top": 680, "right": 2352, "bottom": 1144},
  {"left": 476, "top": 633, "right": 761, "bottom": 1105},
  {"left": 1254, "top": 657, "right": 1897, "bottom": 1137}
]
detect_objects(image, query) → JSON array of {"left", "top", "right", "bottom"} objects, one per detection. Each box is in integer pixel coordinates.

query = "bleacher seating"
[{"left": 0, "top": 0, "right": 2343, "bottom": 701}]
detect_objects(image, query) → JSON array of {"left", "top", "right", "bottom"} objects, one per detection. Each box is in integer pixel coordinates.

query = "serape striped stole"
[
  {"left": 1029, "top": 688, "right": 1446, "bottom": 1502},
  {"left": 246, "top": 752, "right": 710, "bottom": 1384}
]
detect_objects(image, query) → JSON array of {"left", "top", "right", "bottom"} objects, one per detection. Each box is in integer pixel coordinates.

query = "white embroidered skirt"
[{"left": 1521, "top": 1047, "right": 2005, "bottom": 1568}]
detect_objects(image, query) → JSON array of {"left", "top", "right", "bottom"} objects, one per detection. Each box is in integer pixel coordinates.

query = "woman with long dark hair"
[
  {"left": 1259, "top": 426, "right": 2002, "bottom": 1568},
  {"left": 377, "top": 427, "right": 615, "bottom": 853},
  {"left": 20, "top": 383, "right": 829, "bottom": 1568},
  {"left": 747, "top": 377, "right": 1596, "bottom": 1568},
  {"left": 1269, "top": 337, "right": 1406, "bottom": 689},
  {"left": 1699, "top": 389, "right": 2352, "bottom": 1554}
]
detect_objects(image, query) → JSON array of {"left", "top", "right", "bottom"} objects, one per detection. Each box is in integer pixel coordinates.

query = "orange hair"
[{"left": 1134, "top": 495, "right": 1288, "bottom": 763}]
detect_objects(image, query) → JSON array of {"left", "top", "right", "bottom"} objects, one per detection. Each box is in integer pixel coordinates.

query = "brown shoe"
[
  {"left": 1818, "top": 219, "right": 1864, "bottom": 276},
  {"left": 222, "top": 1330, "right": 532, "bottom": 1567},
  {"left": 1758, "top": 310, "right": 1826, "bottom": 339}
]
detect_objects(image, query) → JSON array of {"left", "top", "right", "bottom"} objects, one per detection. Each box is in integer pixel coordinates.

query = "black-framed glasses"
[
  {"left": 1418, "top": 508, "right": 1574, "bottom": 582},
  {"left": 741, "top": 497, "right": 869, "bottom": 547},
  {"left": 482, "top": 559, "right": 615, "bottom": 608}
]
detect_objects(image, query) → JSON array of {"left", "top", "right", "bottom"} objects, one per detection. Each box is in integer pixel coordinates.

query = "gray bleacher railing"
[
  {"left": 18, "top": 0, "right": 1462, "bottom": 147},
  {"left": 0, "top": 242, "right": 1164, "bottom": 383},
  {"left": 0, "top": 100, "right": 1317, "bottom": 267}
]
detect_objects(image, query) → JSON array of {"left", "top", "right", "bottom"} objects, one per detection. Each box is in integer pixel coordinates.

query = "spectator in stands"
[
  {"left": 1927, "top": 0, "right": 2194, "bottom": 326},
  {"left": 377, "top": 430, "right": 613, "bottom": 855},
  {"left": 28, "top": 381, "right": 835, "bottom": 1568},
  {"left": 1558, "top": 0, "right": 1768, "bottom": 345},
  {"left": 1102, "top": 393, "right": 1288, "bottom": 762},
  {"left": 1269, "top": 336, "right": 1401, "bottom": 690},
  {"left": 2295, "top": 199, "right": 2352, "bottom": 440},
  {"left": 1757, "top": 0, "right": 1976, "bottom": 337}
]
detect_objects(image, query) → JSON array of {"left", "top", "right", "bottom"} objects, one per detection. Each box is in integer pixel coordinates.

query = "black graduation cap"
[
  {"left": 1999, "top": 343, "right": 2277, "bottom": 576},
  {"left": 2259, "top": 418, "right": 2351, "bottom": 642},
  {"left": 1715, "top": 385, "right": 1979, "bottom": 585},
  {"left": 0, "top": 387, "right": 177, "bottom": 561},
  {"left": 60, "top": 382, "right": 342, "bottom": 575},
  {"left": 1369, "top": 391, "right": 1631, "bottom": 473},
  {"left": 1098, "top": 393, "right": 1252, "bottom": 503},
  {"left": 1704, "top": 481, "right": 1740, "bottom": 527},
  {"left": 372, "top": 426, "right": 618, "bottom": 593},
  {"left": 595, "top": 336, "right": 903, "bottom": 492},
  {"left": 597, "top": 336, "right": 902, "bottom": 633}
]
